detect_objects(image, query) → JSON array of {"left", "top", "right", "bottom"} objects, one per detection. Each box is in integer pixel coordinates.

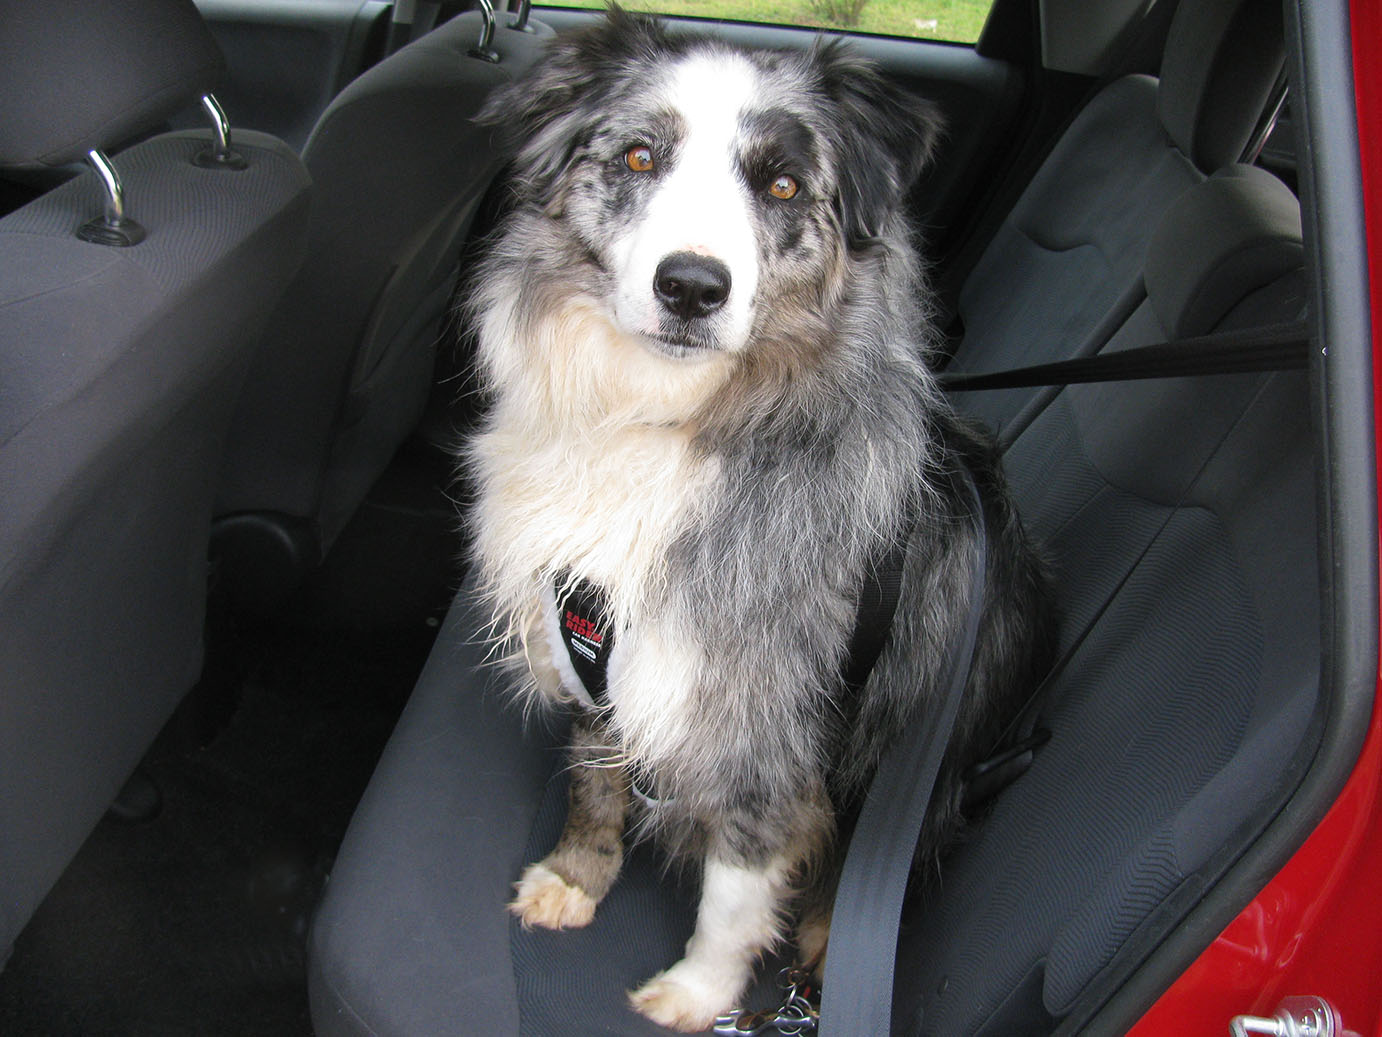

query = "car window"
[{"left": 537, "top": 0, "right": 992, "bottom": 43}]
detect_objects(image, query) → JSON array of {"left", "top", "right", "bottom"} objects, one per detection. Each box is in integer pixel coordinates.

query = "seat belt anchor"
[{"left": 961, "top": 727, "right": 1051, "bottom": 813}]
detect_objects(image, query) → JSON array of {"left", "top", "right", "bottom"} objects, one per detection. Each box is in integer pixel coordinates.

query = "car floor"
[{"left": 0, "top": 439, "right": 465, "bottom": 1037}]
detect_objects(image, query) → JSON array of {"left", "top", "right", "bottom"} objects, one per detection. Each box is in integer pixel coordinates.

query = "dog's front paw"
[
  {"left": 508, "top": 862, "right": 597, "bottom": 930},
  {"left": 796, "top": 911, "right": 830, "bottom": 980},
  {"left": 628, "top": 961, "right": 738, "bottom": 1032}
]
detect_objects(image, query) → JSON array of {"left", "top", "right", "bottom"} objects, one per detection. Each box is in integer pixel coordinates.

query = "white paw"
[
  {"left": 628, "top": 960, "right": 740, "bottom": 1032},
  {"left": 508, "top": 863, "right": 597, "bottom": 930}
]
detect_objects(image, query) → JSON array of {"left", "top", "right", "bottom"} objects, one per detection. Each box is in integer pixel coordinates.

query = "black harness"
[
  {"left": 555, "top": 532, "right": 910, "bottom": 715},
  {"left": 555, "top": 580, "right": 616, "bottom": 706}
]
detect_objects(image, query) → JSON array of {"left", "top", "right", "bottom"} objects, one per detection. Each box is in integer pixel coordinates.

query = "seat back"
[
  {"left": 0, "top": 0, "right": 310, "bottom": 957},
  {"left": 897, "top": 168, "right": 1314, "bottom": 1034},
  {"left": 214, "top": 12, "right": 556, "bottom": 588},
  {"left": 946, "top": 0, "right": 1286, "bottom": 436}
]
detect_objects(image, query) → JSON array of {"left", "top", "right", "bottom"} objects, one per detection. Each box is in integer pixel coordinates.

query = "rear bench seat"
[
  {"left": 307, "top": 0, "right": 1310, "bottom": 1029},
  {"left": 307, "top": 154, "right": 1312, "bottom": 1037}
]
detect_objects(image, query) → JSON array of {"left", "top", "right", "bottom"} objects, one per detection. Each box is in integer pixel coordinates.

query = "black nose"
[{"left": 654, "top": 252, "right": 731, "bottom": 321}]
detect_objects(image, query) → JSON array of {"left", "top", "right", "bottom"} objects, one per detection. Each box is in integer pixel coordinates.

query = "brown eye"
[
  {"left": 769, "top": 174, "right": 799, "bottom": 200},
  {"left": 625, "top": 146, "right": 654, "bottom": 172}
]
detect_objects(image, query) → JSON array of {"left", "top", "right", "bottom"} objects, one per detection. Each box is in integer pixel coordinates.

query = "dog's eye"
[
  {"left": 769, "top": 174, "right": 799, "bottom": 200},
  {"left": 625, "top": 146, "right": 655, "bottom": 173}
]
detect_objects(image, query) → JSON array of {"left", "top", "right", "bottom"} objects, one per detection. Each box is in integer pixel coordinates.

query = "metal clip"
[
  {"left": 713, "top": 1007, "right": 784, "bottom": 1036},
  {"left": 712, "top": 968, "right": 820, "bottom": 1036}
]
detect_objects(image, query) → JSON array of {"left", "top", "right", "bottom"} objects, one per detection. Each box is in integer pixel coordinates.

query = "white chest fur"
[
  {"left": 472, "top": 416, "right": 711, "bottom": 613},
  {"left": 470, "top": 297, "right": 732, "bottom": 769},
  {"left": 473, "top": 409, "right": 719, "bottom": 770}
]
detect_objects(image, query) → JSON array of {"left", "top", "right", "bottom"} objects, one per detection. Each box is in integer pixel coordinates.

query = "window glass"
[{"left": 539, "top": 0, "right": 992, "bottom": 43}]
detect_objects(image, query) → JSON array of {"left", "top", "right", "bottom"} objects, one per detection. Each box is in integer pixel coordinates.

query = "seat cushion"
[
  {"left": 310, "top": 583, "right": 795, "bottom": 1036},
  {"left": 308, "top": 585, "right": 560, "bottom": 1036}
]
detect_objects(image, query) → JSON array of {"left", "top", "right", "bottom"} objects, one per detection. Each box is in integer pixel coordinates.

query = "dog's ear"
[
  {"left": 477, "top": 6, "right": 670, "bottom": 206},
  {"left": 815, "top": 42, "right": 944, "bottom": 250}
]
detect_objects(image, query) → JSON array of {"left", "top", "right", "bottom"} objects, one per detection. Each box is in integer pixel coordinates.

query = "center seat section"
[
  {"left": 943, "top": 0, "right": 1285, "bottom": 437},
  {"left": 305, "top": 148, "right": 1313, "bottom": 1035}
]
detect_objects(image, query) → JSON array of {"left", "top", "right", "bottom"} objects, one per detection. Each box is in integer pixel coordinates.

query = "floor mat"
[{"left": 0, "top": 442, "right": 463, "bottom": 1037}]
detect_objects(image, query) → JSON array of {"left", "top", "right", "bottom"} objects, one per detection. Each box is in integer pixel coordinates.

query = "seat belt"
[
  {"left": 815, "top": 319, "right": 1312, "bottom": 1036},
  {"left": 818, "top": 466, "right": 987, "bottom": 1037},
  {"left": 938, "top": 320, "right": 1310, "bottom": 393}
]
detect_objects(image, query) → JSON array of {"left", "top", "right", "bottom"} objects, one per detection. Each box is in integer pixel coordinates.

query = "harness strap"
[
  {"left": 556, "top": 580, "right": 614, "bottom": 705},
  {"left": 555, "top": 533, "right": 910, "bottom": 713},
  {"left": 840, "top": 534, "right": 910, "bottom": 696}
]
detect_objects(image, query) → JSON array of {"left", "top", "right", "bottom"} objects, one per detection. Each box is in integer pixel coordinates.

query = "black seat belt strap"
[
  {"left": 818, "top": 466, "right": 987, "bottom": 1036},
  {"left": 939, "top": 320, "right": 1310, "bottom": 393}
]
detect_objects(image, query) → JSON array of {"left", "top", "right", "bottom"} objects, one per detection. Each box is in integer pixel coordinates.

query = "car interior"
[{"left": 0, "top": 0, "right": 1374, "bottom": 1034}]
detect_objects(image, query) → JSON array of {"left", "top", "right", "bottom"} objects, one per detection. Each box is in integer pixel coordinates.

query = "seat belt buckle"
[{"left": 961, "top": 728, "right": 1051, "bottom": 812}]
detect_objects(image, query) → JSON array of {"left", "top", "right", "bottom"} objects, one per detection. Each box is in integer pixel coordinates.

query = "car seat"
[
  {"left": 213, "top": 6, "right": 556, "bottom": 598},
  {"left": 0, "top": 0, "right": 311, "bottom": 960}
]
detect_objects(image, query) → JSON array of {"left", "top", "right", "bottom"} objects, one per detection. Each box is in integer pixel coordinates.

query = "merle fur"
[{"left": 469, "top": 8, "right": 1051, "bottom": 894}]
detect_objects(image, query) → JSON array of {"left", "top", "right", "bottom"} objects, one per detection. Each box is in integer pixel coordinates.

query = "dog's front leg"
[
  {"left": 628, "top": 848, "right": 795, "bottom": 1031},
  {"left": 509, "top": 717, "right": 630, "bottom": 929}
]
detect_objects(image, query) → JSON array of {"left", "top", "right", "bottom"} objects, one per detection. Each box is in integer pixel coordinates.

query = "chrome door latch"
[{"left": 1231, "top": 995, "right": 1339, "bottom": 1037}]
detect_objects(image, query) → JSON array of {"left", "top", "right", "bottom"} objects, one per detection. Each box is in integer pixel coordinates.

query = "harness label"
[{"left": 558, "top": 579, "right": 613, "bottom": 704}]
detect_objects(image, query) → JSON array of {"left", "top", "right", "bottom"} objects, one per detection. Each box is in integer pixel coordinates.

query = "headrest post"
[
  {"left": 89, "top": 149, "right": 126, "bottom": 227},
  {"left": 76, "top": 149, "right": 146, "bottom": 247},
  {"left": 194, "top": 94, "right": 249, "bottom": 171},
  {"left": 509, "top": 0, "right": 532, "bottom": 32},
  {"left": 1242, "top": 75, "right": 1289, "bottom": 165},
  {"left": 469, "top": 0, "right": 500, "bottom": 63}
]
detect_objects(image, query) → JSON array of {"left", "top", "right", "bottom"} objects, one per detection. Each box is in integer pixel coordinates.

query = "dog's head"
[{"left": 481, "top": 9, "right": 942, "bottom": 360}]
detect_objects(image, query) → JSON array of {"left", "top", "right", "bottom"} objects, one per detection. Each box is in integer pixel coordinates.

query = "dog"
[{"left": 464, "top": 10, "right": 1052, "bottom": 1030}]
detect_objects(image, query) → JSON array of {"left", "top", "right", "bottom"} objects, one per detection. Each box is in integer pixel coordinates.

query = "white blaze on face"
[{"left": 611, "top": 52, "right": 762, "bottom": 353}]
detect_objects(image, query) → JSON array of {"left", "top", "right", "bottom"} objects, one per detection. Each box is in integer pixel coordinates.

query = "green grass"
[{"left": 538, "top": 0, "right": 992, "bottom": 43}]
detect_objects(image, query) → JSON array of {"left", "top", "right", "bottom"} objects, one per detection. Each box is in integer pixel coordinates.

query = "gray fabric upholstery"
[
  {"left": 949, "top": 74, "right": 1198, "bottom": 433},
  {"left": 216, "top": 16, "right": 556, "bottom": 564},
  {"left": 308, "top": 586, "right": 565, "bottom": 1037},
  {"left": 893, "top": 172, "right": 1313, "bottom": 1033},
  {"left": 1156, "top": 0, "right": 1285, "bottom": 171},
  {"left": 948, "top": 0, "right": 1287, "bottom": 436},
  {"left": 0, "top": 119, "right": 310, "bottom": 957},
  {"left": 1144, "top": 165, "right": 1302, "bottom": 337},
  {"left": 897, "top": 286, "right": 1313, "bottom": 1035},
  {"left": 0, "top": 0, "right": 225, "bottom": 169}
]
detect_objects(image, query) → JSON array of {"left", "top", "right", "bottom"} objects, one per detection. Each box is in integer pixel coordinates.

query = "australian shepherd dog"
[{"left": 465, "top": 9, "right": 1050, "bottom": 1030}]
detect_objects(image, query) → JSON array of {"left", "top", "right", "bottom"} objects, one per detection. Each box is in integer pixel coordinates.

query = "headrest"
[
  {"left": 0, "top": 0, "right": 225, "bottom": 171},
  {"left": 1157, "top": 0, "right": 1285, "bottom": 171},
  {"left": 1144, "top": 165, "right": 1303, "bottom": 338}
]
